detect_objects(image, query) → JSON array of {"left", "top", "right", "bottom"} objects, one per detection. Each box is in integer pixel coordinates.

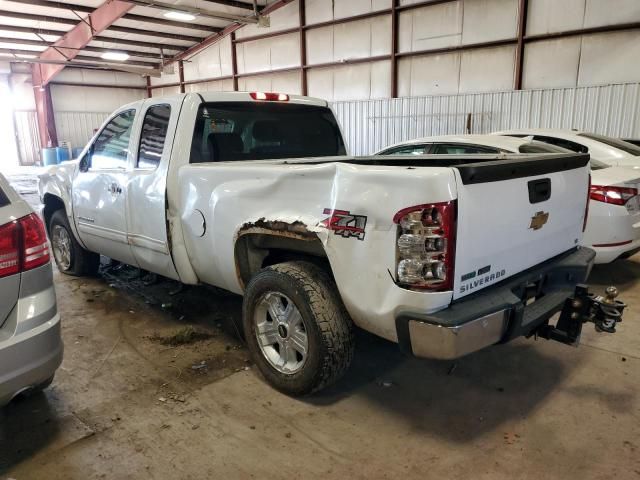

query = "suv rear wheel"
[
  {"left": 49, "top": 210, "right": 99, "bottom": 276},
  {"left": 243, "top": 261, "right": 354, "bottom": 395}
]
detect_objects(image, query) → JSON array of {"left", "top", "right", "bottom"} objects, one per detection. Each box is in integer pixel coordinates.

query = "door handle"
[{"left": 109, "top": 183, "right": 123, "bottom": 195}]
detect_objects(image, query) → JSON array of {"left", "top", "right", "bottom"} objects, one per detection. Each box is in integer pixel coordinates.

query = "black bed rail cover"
[
  {"left": 283, "top": 153, "right": 590, "bottom": 184},
  {"left": 454, "top": 153, "right": 590, "bottom": 184}
]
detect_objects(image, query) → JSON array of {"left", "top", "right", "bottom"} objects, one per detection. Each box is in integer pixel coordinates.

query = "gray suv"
[{"left": 0, "top": 173, "right": 62, "bottom": 407}]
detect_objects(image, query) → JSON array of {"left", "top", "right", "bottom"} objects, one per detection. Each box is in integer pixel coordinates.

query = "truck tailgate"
[{"left": 452, "top": 154, "right": 590, "bottom": 300}]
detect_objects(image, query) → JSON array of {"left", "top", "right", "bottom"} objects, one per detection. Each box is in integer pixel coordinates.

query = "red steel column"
[
  {"left": 299, "top": 0, "right": 308, "bottom": 95},
  {"left": 391, "top": 0, "right": 399, "bottom": 98},
  {"left": 514, "top": 0, "right": 528, "bottom": 90},
  {"left": 231, "top": 32, "right": 239, "bottom": 91},
  {"left": 32, "top": 65, "right": 58, "bottom": 149},
  {"left": 178, "top": 60, "right": 185, "bottom": 93}
]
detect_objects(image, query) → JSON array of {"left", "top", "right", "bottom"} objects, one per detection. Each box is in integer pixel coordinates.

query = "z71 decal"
[{"left": 321, "top": 208, "right": 367, "bottom": 240}]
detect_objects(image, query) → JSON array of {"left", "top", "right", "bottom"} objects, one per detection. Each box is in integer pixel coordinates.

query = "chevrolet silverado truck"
[{"left": 39, "top": 92, "right": 625, "bottom": 395}]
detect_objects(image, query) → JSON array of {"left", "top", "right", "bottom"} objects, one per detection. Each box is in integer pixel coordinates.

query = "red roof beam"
[{"left": 34, "top": 0, "right": 134, "bottom": 86}]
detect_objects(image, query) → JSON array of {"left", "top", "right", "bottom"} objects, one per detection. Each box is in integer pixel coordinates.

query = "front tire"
[
  {"left": 49, "top": 209, "right": 99, "bottom": 276},
  {"left": 243, "top": 261, "right": 354, "bottom": 395}
]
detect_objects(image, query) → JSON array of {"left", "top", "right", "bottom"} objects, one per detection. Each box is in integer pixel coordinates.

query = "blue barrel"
[
  {"left": 56, "top": 147, "right": 70, "bottom": 163},
  {"left": 42, "top": 148, "right": 58, "bottom": 166},
  {"left": 72, "top": 147, "right": 83, "bottom": 159}
]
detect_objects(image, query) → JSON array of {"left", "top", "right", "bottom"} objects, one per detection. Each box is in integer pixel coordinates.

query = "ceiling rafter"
[
  {"left": 0, "top": 10, "right": 208, "bottom": 42},
  {"left": 4, "top": 0, "right": 223, "bottom": 33},
  {"left": 0, "top": 36, "right": 163, "bottom": 59},
  {"left": 170, "top": 0, "right": 291, "bottom": 64},
  {"left": 199, "top": 0, "right": 256, "bottom": 10},
  {"left": 0, "top": 47, "right": 158, "bottom": 66},
  {"left": 0, "top": 24, "right": 188, "bottom": 51},
  {"left": 4, "top": 54, "right": 159, "bottom": 75},
  {"left": 125, "top": 0, "right": 261, "bottom": 24},
  {"left": 0, "top": 0, "right": 273, "bottom": 80},
  {"left": 33, "top": 0, "right": 137, "bottom": 85}
]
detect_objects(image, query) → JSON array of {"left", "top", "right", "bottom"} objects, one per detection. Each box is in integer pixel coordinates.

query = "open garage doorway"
[{"left": 0, "top": 74, "right": 20, "bottom": 171}]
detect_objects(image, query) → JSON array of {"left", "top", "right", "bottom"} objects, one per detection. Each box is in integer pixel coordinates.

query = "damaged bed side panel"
[{"left": 176, "top": 161, "right": 457, "bottom": 342}]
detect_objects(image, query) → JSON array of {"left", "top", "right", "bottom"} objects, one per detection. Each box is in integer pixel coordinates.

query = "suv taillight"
[
  {"left": 0, "top": 213, "right": 50, "bottom": 278},
  {"left": 590, "top": 184, "right": 638, "bottom": 206},
  {"left": 0, "top": 220, "right": 20, "bottom": 277},
  {"left": 393, "top": 201, "right": 456, "bottom": 291}
]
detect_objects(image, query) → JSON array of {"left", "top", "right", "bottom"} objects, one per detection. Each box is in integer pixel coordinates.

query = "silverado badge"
[{"left": 529, "top": 211, "right": 549, "bottom": 230}]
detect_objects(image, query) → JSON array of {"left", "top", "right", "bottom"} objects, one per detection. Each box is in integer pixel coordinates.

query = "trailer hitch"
[{"left": 535, "top": 284, "right": 626, "bottom": 346}]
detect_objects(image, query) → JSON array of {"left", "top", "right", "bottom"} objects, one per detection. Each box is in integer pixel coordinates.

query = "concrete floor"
[{"left": 1, "top": 170, "right": 639, "bottom": 479}]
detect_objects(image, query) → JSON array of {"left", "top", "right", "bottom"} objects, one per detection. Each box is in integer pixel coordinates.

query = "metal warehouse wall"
[
  {"left": 49, "top": 69, "right": 147, "bottom": 151},
  {"left": 150, "top": 0, "right": 640, "bottom": 101},
  {"left": 43, "top": 0, "right": 640, "bottom": 152},
  {"left": 331, "top": 82, "right": 640, "bottom": 154}
]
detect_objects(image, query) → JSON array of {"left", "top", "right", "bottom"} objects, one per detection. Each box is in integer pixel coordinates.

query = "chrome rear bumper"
[
  {"left": 408, "top": 310, "right": 508, "bottom": 360},
  {"left": 396, "top": 247, "right": 596, "bottom": 360}
]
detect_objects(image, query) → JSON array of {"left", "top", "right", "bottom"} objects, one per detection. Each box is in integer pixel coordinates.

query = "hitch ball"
[
  {"left": 592, "top": 286, "right": 625, "bottom": 334},
  {"left": 603, "top": 286, "right": 619, "bottom": 304}
]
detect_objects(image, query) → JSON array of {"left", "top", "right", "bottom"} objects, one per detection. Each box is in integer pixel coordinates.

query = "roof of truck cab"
[
  {"left": 376, "top": 134, "right": 542, "bottom": 153},
  {"left": 141, "top": 91, "right": 329, "bottom": 108}
]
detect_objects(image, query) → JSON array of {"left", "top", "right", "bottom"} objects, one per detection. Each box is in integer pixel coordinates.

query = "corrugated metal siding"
[
  {"left": 14, "top": 111, "right": 40, "bottom": 166},
  {"left": 54, "top": 112, "right": 110, "bottom": 151},
  {"left": 331, "top": 82, "right": 640, "bottom": 155}
]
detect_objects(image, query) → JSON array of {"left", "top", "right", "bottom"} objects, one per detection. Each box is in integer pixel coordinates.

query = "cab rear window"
[{"left": 189, "top": 102, "right": 346, "bottom": 163}]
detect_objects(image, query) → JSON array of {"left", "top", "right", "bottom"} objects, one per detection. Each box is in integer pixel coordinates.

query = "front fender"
[{"left": 39, "top": 161, "right": 83, "bottom": 245}]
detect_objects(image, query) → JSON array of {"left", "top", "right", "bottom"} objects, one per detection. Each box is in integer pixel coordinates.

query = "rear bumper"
[
  {"left": 592, "top": 238, "right": 640, "bottom": 264},
  {"left": 0, "top": 313, "right": 63, "bottom": 407},
  {"left": 395, "top": 247, "right": 596, "bottom": 360}
]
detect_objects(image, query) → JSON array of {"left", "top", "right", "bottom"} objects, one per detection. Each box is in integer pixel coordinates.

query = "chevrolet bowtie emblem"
[{"left": 529, "top": 211, "right": 549, "bottom": 230}]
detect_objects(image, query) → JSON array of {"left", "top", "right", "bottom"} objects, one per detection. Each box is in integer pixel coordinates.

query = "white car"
[
  {"left": 622, "top": 138, "right": 640, "bottom": 147},
  {"left": 494, "top": 129, "right": 640, "bottom": 167},
  {"left": 378, "top": 135, "right": 640, "bottom": 263}
]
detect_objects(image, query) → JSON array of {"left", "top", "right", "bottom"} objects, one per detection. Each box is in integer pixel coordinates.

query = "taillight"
[
  {"left": 589, "top": 184, "right": 638, "bottom": 206},
  {"left": 0, "top": 213, "right": 49, "bottom": 278},
  {"left": 21, "top": 213, "right": 50, "bottom": 271},
  {"left": 0, "top": 220, "right": 20, "bottom": 278},
  {"left": 583, "top": 174, "right": 591, "bottom": 232},
  {"left": 249, "top": 92, "right": 289, "bottom": 101},
  {"left": 393, "top": 201, "right": 456, "bottom": 291}
]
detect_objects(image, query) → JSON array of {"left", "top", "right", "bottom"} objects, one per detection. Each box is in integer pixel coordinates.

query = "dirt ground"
[{"left": 1, "top": 170, "right": 639, "bottom": 480}]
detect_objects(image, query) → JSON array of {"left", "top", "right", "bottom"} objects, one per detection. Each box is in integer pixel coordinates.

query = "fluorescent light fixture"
[
  {"left": 101, "top": 51, "right": 130, "bottom": 62},
  {"left": 163, "top": 10, "right": 197, "bottom": 21}
]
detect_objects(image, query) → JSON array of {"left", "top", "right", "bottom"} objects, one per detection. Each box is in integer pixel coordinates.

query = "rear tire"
[
  {"left": 243, "top": 261, "right": 354, "bottom": 395},
  {"left": 49, "top": 209, "right": 99, "bottom": 276}
]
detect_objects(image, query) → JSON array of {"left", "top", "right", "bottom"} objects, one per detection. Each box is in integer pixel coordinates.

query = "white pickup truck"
[{"left": 39, "top": 92, "right": 625, "bottom": 395}]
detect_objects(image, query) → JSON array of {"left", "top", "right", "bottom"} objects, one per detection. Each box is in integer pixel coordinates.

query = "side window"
[
  {"left": 380, "top": 144, "right": 430, "bottom": 155},
  {"left": 91, "top": 110, "right": 136, "bottom": 170},
  {"left": 432, "top": 144, "right": 500, "bottom": 154},
  {"left": 137, "top": 104, "right": 171, "bottom": 169}
]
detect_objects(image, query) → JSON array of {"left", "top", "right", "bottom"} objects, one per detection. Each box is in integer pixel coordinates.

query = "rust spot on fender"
[{"left": 237, "top": 218, "right": 317, "bottom": 241}]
